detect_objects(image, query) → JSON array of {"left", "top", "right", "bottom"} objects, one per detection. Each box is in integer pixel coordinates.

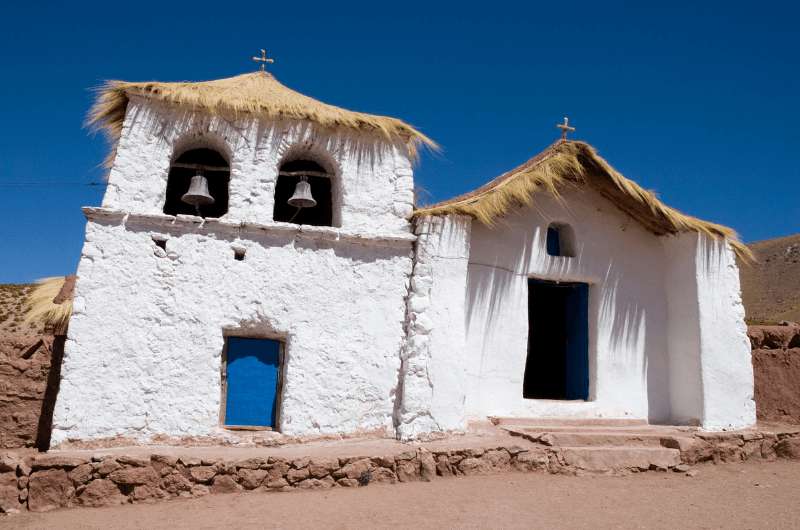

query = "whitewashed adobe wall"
[
  {"left": 101, "top": 96, "right": 415, "bottom": 233},
  {"left": 664, "top": 233, "right": 756, "bottom": 430},
  {"left": 52, "top": 98, "right": 416, "bottom": 444},
  {"left": 397, "top": 215, "right": 472, "bottom": 439},
  {"left": 462, "top": 189, "right": 672, "bottom": 423}
]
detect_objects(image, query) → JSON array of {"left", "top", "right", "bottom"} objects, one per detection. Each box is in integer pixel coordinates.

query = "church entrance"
[
  {"left": 222, "top": 337, "right": 283, "bottom": 429},
  {"left": 523, "top": 279, "right": 589, "bottom": 400}
]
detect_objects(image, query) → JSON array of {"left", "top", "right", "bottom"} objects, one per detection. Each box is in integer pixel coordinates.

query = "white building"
[{"left": 51, "top": 70, "right": 755, "bottom": 446}]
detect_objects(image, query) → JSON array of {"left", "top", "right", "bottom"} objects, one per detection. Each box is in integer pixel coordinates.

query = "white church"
[{"left": 51, "top": 60, "right": 756, "bottom": 446}]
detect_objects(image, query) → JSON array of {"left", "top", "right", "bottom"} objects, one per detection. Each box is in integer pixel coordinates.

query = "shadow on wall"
[
  {"left": 35, "top": 335, "right": 65, "bottom": 451},
  {"left": 465, "top": 219, "right": 670, "bottom": 422}
]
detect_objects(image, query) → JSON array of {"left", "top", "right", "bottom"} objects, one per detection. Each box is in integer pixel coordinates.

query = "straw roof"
[
  {"left": 414, "top": 141, "right": 750, "bottom": 259},
  {"left": 88, "top": 71, "right": 437, "bottom": 161},
  {"left": 25, "top": 276, "right": 75, "bottom": 335}
]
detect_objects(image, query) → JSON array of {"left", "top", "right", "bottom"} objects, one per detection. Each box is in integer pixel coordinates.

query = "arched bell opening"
[
  {"left": 164, "top": 148, "right": 230, "bottom": 218},
  {"left": 273, "top": 159, "right": 334, "bottom": 227}
]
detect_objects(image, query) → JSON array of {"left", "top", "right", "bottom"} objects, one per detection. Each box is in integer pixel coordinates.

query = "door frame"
[{"left": 219, "top": 336, "right": 286, "bottom": 431}]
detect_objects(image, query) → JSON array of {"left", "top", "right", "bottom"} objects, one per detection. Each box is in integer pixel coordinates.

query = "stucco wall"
[
  {"left": 463, "top": 189, "right": 672, "bottom": 422},
  {"left": 397, "top": 216, "right": 472, "bottom": 439},
  {"left": 695, "top": 235, "right": 756, "bottom": 429},
  {"left": 52, "top": 213, "right": 414, "bottom": 444},
  {"left": 663, "top": 234, "right": 704, "bottom": 425},
  {"left": 53, "top": 100, "right": 419, "bottom": 445},
  {"left": 663, "top": 233, "right": 756, "bottom": 429},
  {"left": 102, "top": 97, "right": 415, "bottom": 234}
]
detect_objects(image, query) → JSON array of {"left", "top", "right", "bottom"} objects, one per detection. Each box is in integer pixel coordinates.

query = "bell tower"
[{"left": 52, "top": 65, "right": 435, "bottom": 445}]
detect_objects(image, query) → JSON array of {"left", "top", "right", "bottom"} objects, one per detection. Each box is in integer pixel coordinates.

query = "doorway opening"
[
  {"left": 222, "top": 337, "right": 284, "bottom": 429},
  {"left": 523, "top": 279, "right": 589, "bottom": 400}
]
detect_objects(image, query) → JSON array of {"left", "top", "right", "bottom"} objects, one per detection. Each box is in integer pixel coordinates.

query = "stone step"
[
  {"left": 492, "top": 417, "right": 649, "bottom": 427},
  {"left": 532, "top": 431, "right": 671, "bottom": 448},
  {"left": 560, "top": 446, "right": 681, "bottom": 472}
]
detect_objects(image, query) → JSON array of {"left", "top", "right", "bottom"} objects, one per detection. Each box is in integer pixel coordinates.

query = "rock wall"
[
  {"left": 0, "top": 334, "right": 61, "bottom": 450},
  {"left": 749, "top": 325, "right": 800, "bottom": 424},
  {"left": 1, "top": 426, "right": 798, "bottom": 514}
]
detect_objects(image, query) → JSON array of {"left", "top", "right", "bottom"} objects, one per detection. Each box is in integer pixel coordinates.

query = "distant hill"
[{"left": 740, "top": 234, "right": 800, "bottom": 325}]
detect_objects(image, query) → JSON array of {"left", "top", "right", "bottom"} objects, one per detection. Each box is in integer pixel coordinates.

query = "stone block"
[
  {"left": 0, "top": 472, "right": 20, "bottom": 513},
  {"left": 160, "top": 472, "right": 192, "bottom": 494},
  {"left": 96, "top": 458, "right": 121, "bottom": 476},
  {"left": 238, "top": 469, "right": 267, "bottom": 489},
  {"left": 28, "top": 469, "right": 75, "bottom": 512},
  {"left": 396, "top": 459, "right": 420, "bottom": 482},
  {"left": 31, "top": 455, "right": 88, "bottom": 470},
  {"left": 116, "top": 455, "right": 150, "bottom": 467},
  {"left": 68, "top": 463, "right": 94, "bottom": 485},
  {"left": 457, "top": 457, "right": 493, "bottom": 476},
  {"left": 286, "top": 467, "right": 310, "bottom": 484},
  {"left": 307, "top": 458, "right": 339, "bottom": 478},
  {"left": 775, "top": 438, "right": 800, "bottom": 459},
  {"left": 234, "top": 458, "right": 266, "bottom": 470},
  {"left": 297, "top": 476, "right": 335, "bottom": 490},
  {"left": 76, "top": 479, "right": 126, "bottom": 507},
  {"left": 189, "top": 466, "right": 216, "bottom": 484},
  {"left": 513, "top": 449, "right": 550, "bottom": 471},
  {"left": 210, "top": 475, "right": 240, "bottom": 494},
  {"left": 108, "top": 466, "right": 159, "bottom": 486}
]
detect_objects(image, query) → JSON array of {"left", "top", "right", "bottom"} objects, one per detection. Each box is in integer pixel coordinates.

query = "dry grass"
[
  {"left": 88, "top": 71, "right": 437, "bottom": 165},
  {"left": 415, "top": 141, "right": 750, "bottom": 259},
  {"left": 0, "top": 284, "right": 40, "bottom": 334},
  {"left": 25, "top": 277, "right": 73, "bottom": 334}
]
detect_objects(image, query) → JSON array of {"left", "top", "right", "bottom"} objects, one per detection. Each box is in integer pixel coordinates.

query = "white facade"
[
  {"left": 52, "top": 98, "right": 417, "bottom": 445},
  {"left": 406, "top": 190, "right": 756, "bottom": 432},
  {"left": 54, "top": 93, "right": 755, "bottom": 446}
]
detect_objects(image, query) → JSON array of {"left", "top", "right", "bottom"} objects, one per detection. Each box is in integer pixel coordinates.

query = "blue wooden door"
[
  {"left": 564, "top": 283, "right": 589, "bottom": 400},
  {"left": 224, "top": 337, "right": 281, "bottom": 428}
]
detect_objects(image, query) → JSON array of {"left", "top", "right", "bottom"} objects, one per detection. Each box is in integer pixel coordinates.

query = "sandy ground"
[{"left": 6, "top": 461, "right": 800, "bottom": 530}]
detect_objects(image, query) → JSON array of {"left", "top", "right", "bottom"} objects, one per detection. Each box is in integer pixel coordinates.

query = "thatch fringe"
[
  {"left": 414, "top": 141, "right": 751, "bottom": 260},
  {"left": 87, "top": 72, "right": 437, "bottom": 165},
  {"left": 25, "top": 276, "right": 75, "bottom": 334}
]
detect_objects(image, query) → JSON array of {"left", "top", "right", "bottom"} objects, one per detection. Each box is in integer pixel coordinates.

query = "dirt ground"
[{"left": 6, "top": 461, "right": 800, "bottom": 530}]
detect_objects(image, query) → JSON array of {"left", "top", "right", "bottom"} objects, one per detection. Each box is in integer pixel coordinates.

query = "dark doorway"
[
  {"left": 223, "top": 337, "right": 283, "bottom": 429},
  {"left": 523, "top": 279, "right": 589, "bottom": 400}
]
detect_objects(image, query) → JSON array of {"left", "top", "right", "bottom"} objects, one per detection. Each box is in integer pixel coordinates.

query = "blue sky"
[{"left": 1, "top": 1, "right": 797, "bottom": 283}]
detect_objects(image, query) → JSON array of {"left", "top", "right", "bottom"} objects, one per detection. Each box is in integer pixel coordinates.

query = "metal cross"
[
  {"left": 252, "top": 49, "right": 275, "bottom": 72},
  {"left": 557, "top": 116, "right": 576, "bottom": 142}
]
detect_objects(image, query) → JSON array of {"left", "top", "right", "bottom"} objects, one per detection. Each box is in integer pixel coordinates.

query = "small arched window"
[
  {"left": 546, "top": 223, "right": 576, "bottom": 257},
  {"left": 164, "top": 148, "right": 230, "bottom": 218},
  {"left": 273, "top": 159, "right": 333, "bottom": 227}
]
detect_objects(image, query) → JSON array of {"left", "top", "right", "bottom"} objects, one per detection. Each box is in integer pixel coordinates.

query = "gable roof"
[
  {"left": 88, "top": 71, "right": 437, "bottom": 162},
  {"left": 414, "top": 140, "right": 750, "bottom": 259}
]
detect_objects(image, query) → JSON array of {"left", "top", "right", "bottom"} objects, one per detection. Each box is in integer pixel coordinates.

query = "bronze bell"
[
  {"left": 181, "top": 173, "right": 215, "bottom": 209},
  {"left": 287, "top": 176, "right": 317, "bottom": 208}
]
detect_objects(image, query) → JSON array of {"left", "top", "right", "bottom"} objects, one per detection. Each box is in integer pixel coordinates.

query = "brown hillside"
[
  {"left": 740, "top": 233, "right": 800, "bottom": 325},
  {"left": 0, "top": 284, "right": 41, "bottom": 335}
]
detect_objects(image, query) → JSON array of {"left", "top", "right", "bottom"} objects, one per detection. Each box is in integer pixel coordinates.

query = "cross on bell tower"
[
  {"left": 556, "top": 116, "right": 576, "bottom": 142},
  {"left": 252, "top": 49, "right": 275, "bottom": 72}
]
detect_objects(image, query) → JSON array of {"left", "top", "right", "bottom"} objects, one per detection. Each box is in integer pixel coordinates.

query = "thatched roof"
[
  {"left": 25, "top": 276, "right": 75, "bottom": 334},
  {"left": 88, "top": 71, "right": 437, "bottom": 160},
  {"left": 414, "top": 141, "right": 750, "bottom": 259}
]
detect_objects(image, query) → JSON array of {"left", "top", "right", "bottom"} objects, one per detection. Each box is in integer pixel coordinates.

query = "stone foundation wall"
[
  {"left": 749, "top": 324, "right": 800, "bottom": 424},
  {"left": 1, "top": 427, "right": 799, "bottom": 514},
  {"left": 0, "top": 334, "right": 61, "bottom": 450}
]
